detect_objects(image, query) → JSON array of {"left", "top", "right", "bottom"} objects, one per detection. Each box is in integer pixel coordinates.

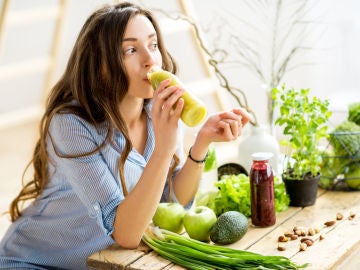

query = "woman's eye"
[
  {"left": 151, "top": 42, "right": 158, "bottom": 50},
  {"left": 124, "top": 47, "right": 136, "bottom": 55}
]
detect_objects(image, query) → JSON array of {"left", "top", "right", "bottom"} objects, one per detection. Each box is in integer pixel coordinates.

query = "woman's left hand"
[{"left": 196, "top": 108, "right": 251, "bottom": 147}]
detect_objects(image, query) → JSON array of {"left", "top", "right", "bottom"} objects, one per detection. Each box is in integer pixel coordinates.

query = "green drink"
[{"left": 147, "top": 66, "right": 207, "bottom": 127}]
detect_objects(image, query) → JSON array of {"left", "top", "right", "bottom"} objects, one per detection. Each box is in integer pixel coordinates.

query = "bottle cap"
[{"left": 251, "top": 152, "right": 273, "bottom": 161}]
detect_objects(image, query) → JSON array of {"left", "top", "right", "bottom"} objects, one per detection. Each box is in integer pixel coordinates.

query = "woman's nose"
[{"left": 143, "top": 49, "right": 156, "bottom": 68}]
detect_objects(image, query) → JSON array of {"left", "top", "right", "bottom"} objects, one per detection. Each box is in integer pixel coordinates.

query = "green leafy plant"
[
  {"left": 203, "top": 146, "right": 217, "bottom": 172},
  {"left": 348, "top": 102, "right": 360, "bottom": 125},
  {"left": 319, "top": 104, "right": 360, "bottom": 190},
  {"left": 272, "top": 85, "right": 332, "bottom": 179},
  {"left": 196, "top": 173, "right": 289, "bottom": 217}
]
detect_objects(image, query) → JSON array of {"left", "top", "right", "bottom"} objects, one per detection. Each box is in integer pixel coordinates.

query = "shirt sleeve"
[{"left": 48, "top": 113, "right": 122, "bottom": 236}]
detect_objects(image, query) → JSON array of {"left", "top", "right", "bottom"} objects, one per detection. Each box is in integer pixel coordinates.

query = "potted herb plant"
[{"left": 271, "top": 85, "right": 332, "bottom": 206}]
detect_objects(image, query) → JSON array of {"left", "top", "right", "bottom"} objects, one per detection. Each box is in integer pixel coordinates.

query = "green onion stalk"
[{"left": 142, "top": 226, "right": 308, "bottom": 270}]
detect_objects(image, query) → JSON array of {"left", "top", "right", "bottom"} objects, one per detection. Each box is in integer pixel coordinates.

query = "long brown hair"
[{"left": 9, "top": 2, "right": 178, "bottom": 221}]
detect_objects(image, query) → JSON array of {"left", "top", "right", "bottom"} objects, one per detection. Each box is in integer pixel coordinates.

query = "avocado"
[{"left": 210, "top": 211, "right": 248, "bottom": 245}]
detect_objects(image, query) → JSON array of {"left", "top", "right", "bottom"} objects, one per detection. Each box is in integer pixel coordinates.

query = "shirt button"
[{"left": 94, "top": 205, "right": 99, "bottom": 211}]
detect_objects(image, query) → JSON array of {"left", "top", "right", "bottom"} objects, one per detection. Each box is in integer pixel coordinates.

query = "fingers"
[
  {"left": 218, "top": 108, "right": 251, "bottom": 129},
  {"left": 212, "top": 109, "right": 251, "bottom": 140},
  {"left": 173, "top": 98, "right": 184, "bottom": 118},
  {"left": 232, "top": 107, "right": 251, "bottom": 126},
  {"left": 229, "top": 118, "right": 240, "bottom": 137},
  {"left": 159, "top": 87, "right": 184, "bottom": 112},
  {"left": 152, "top": 79, "right": 184, "bottom": 122},
  {"left": 218, "top": 110, "right": 242, "bottom": 126},
  {"left": 218, "top": 118, "right": 241, "bottom": 139}
]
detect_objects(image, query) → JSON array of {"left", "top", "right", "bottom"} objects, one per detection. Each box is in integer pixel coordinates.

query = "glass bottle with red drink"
[{"left": 250, "top": 152, "right": 276, "bottom": 227}]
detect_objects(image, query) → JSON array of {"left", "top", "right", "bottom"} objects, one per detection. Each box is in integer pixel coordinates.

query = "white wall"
[
  {"left": 0, "top": 0, "right": 359, "bottom": 130},
  {"left": 189, "top": 0, "right": 360, "bottom": 128}
]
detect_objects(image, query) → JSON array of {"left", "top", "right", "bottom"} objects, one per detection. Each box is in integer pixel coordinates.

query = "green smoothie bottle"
[{"left": 147, "top": 66, "right": 207, "bottom": 127}]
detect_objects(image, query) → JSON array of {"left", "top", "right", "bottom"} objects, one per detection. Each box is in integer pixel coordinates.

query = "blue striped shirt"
[{"left": 0, "top": 102, "right": 185, "bottom": 269}]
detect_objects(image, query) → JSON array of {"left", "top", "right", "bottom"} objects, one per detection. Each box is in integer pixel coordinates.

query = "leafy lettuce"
[{"left": 196, "top": 174, "right": 289, "bottom": 217}]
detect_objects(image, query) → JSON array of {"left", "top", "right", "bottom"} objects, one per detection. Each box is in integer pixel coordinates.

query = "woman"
[{"left": 0, "top": 2, "right": 249, "bottom": 269}]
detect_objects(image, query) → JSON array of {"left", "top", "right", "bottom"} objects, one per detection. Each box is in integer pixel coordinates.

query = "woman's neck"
[
  {"left": 119, "top": 96, "right": 148, "bottom": 155},
  {"left": 119, "top": 96, "right": 145, "bottom": 128}
]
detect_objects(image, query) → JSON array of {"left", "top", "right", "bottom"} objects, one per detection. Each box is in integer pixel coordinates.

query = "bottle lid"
[{"left": 251, "top": 152, "right": 273, "bottom": 161}]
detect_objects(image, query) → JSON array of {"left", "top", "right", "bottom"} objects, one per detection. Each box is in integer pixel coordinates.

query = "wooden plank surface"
[
  {"left": 87, "top": 242, "right": 149, "bottom": 270},
  {"left": 127, "top": 251, "right": 173, "bottom": 270},
  {"left": 87, "top": 190, "right": 360, "bottom": 270},
  {"left": 226, "top": 206, "right": 302, "bottom": 250},
  {"left": 290, "top": 191, "right": 360, "bottom": 270},
  {"left": 246, "top": 191, "right": 360, "bottom": 269},
  {"left": 227, "top": 188, "right": 327, "bottom": 251}
]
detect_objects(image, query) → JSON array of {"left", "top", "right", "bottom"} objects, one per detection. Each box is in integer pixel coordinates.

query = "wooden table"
[{"left": 87, "top": 189, "right": 360, "bottom": 270}]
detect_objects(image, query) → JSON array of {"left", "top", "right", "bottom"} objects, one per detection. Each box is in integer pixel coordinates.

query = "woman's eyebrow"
[{"left": 123, "top": 33, "right": 157, "bottom": 42}]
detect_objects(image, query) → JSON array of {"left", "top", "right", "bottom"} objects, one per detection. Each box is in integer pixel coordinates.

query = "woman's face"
[{"left": 122, "top": 14, "right": 162, "bottom": 99}]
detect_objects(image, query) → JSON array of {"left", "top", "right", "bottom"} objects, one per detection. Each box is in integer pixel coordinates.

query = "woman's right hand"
[{"left": 151, "top": 79, "right": 184, "bottom": 157}]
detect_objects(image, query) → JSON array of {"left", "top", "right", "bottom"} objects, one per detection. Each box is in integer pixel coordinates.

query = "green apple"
[
  {"left": 184, "top": 206, "right": 217, "bottom": 242},
  {"left": 152, "top": 202, "right": 185, "bottom": 233}
]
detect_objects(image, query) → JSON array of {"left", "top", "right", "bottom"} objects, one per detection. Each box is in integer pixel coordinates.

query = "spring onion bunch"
[{"left": 142, "top": 226, "right": 308, "bottom": 270}]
